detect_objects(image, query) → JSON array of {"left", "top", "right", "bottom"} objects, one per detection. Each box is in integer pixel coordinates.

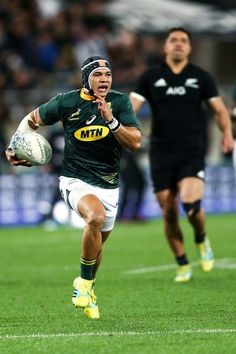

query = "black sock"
[
  {"left": 176, "top": 254, "right": 189, "bottom": 266},
  {"left": 194, "top": 233, "right": 205, "bottom": 244},
  {"left": 80, "top": 257, "right": 96, "bottom": 280}
]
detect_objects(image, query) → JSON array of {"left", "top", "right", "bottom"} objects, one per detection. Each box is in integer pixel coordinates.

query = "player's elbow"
[{"left": 130, "top": 133, "right": 142, "bottom": 151}]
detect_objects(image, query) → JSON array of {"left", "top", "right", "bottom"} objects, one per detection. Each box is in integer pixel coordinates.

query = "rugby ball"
[{"left": 10, "top": 131, "right": 52, "bottom": 166}]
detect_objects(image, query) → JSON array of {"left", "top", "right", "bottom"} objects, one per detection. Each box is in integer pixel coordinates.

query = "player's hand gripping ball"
[{"left": 10, "top": 131, "right": 52, "bottom": 166}]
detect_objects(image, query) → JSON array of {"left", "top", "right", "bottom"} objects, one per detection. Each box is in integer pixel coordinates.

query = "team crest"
[{"left": 68, "top": 109, "right": 81, "bottom": 120}]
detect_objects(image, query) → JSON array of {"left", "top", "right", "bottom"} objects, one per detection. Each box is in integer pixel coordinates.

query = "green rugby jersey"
[{"left": 39, "top": 89, "right": 140, "bottom": 188}]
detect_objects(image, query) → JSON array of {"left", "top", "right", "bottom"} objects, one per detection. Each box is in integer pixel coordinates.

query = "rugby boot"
[
  {"left": 174, "top": 264, "right": 192, "bottom": 283},
  {"left": 72, "top": 276, "right": 93, "bottom": 308},
  {"left": 197, "top": 237, "right": 215, "bottom": 272},
  {"left": 83, "top": 288, "right": 100, "bottom": 319}
]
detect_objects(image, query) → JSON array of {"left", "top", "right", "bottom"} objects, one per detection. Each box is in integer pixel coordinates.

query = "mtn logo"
[{"left": 74, "top": 125, "right": 109, "bottom": 141}]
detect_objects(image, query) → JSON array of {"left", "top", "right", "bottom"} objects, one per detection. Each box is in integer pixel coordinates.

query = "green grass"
[{"left": 0, "top": 214, "right": 235, "bottom": 353}]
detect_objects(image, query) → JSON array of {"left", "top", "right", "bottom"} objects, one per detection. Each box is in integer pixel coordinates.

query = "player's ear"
[{"left": 163, "top": 43, "right": 168, "bottom": 55}]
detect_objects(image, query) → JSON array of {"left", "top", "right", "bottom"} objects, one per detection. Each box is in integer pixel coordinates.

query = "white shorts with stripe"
[{"left": 59, "top": 176, "right": 119, "bottom": 232}]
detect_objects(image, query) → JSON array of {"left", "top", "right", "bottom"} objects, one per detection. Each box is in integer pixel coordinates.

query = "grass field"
[{"left": 0, "top": 214, "right": 235, "bottom": 353}]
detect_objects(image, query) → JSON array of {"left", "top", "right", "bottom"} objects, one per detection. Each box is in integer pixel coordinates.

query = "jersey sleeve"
[
  {"left": 39, "top": 94, "right": 64, "bottom": 125},
  {"left": 116, "top": 94, "right": 141, "bottom": 129},
  {"left": 133, "top": 70, "right": 151, "bottom": 101},
  {"left": 201, "top": 71, "right": 219, "bottom": 101}
]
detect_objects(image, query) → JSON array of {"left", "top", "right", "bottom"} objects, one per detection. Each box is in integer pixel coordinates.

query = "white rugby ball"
[{"left": 10, "top": 131, "right": 52, "bottom": 166}]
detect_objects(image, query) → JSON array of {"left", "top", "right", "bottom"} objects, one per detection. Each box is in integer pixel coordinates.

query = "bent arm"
[
  {"left": 112, "top": 126, "right": 141, "bottom": 150},
  {"left": 5, "top": 108, "right": 46, "bottom": 166},
  {"left": 16, "top": 108, "right": 46, "bottom": 132},
  {"left": 208, "top": 97, "right": 234, "bottom": 153},
  {"left": 129, "top": 92, "right": 146, "bottom": 113},
  {"left": 93, "top": 93, "right": 141, "bottom": 150}
]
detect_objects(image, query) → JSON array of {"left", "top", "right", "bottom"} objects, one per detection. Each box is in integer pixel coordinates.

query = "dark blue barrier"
[{"left": 0, "top": 166, "right": 235, "bottom": 226}]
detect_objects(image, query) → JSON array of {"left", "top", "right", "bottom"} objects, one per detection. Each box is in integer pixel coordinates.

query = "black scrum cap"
[{"left": 81, "top": 56, "right": 112, "bottom": 91}]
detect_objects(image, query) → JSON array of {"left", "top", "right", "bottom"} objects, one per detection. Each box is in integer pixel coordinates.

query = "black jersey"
[
  {"left": 39, "top": 89, "right": 140, "bottom": 188},
  {"left": 134, "top": 62, "right": 219, "bottom": 151}
]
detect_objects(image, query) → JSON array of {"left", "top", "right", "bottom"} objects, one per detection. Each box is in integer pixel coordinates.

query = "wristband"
[
  {"left": 107, "top": 117, "right": 121, "bottom": 132},
  {"left": 17, "top": 114, "right": 39, "bottom": 133}
]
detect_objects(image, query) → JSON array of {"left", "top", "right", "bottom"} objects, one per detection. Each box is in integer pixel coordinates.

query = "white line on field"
[
  {"left": 1, "top": 328, "right": 236, "bottom": 340},
  {"left": 123, "top": 258, "right": 236, "bottom": 275}
]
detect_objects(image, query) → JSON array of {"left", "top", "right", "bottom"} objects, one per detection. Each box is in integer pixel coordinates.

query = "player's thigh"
[
  {"left": 78, "top": 194, "right": 105, "bottom": 221},
  {"left": 150, "top": 152, "right": 175, "bottom": 192},
  {"left": 178, "top": 177, "right": 204, "bottom": 202},
  {"left": 59, "top": 176, "right": 118, "bottom": 232}
]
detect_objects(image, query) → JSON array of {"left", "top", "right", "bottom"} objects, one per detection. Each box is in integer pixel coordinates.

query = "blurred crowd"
[
  {"left": 0, "top": 0, "right": 162, "bottom": 171},
  {"left": 0, "top": 0, "right": 162, "bottom": 92},
  {"left": 0, "top": 0, "right": 235, "bottom": 175}
]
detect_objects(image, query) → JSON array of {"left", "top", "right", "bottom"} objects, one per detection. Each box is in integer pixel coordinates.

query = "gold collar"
[{"left": 80, "top": 88, "right": 95, "bottom": 101}]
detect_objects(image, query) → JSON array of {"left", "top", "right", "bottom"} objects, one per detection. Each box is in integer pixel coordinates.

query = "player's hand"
[
  {"left": 93, "top": 93, "right": 113, "bottom": 122},
  {"left": 221, "top": 132, "right": 235, "bottom": 153},
  {"left": 5, "top": 148, "right": 32, "bottom": 167}
]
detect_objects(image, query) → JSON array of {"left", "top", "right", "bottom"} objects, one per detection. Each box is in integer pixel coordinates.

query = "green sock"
[{"left": 80, "top": 257, "right": 96, "bottom": 280}]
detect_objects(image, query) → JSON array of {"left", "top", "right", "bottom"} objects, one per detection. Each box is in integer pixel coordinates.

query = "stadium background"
[{"left": 0, "top": 0, "right": 236, "bottom": 226}]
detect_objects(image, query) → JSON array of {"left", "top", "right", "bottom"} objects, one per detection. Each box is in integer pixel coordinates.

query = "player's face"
[
  {"left": 164, "top": 31, "right": 192, "bottom": 63},
  {"left": 89, "top": 68, "right": 112, "bottom": 98}
]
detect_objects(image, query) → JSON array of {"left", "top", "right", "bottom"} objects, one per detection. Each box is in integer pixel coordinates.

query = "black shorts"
[{"left": 149, "top": 149, "right": 205, "bottom": 192}]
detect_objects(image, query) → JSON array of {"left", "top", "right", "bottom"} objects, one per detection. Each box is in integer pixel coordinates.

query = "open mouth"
[
  {"left": 174, "top": 48, "right": 183, "bottom": 54},
  {"left": 98, "top": 85, "right": 109, "bottom": 92}
]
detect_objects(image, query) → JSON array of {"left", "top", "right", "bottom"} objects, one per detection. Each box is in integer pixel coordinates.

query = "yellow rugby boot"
[
  {"left": 83, "top": 288, "right": 100, "bottom": 320},
  {"left": 174, "top": 264, "right": 192, "bottom": 283},
  {"left": 72, "top": 276, "right": 93, "bottom": 308},
  {"left": 197, "top": 237, "right": 215, "bottom": 272}
]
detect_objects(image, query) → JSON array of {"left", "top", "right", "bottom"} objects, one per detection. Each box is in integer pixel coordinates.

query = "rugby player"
[
  {"left": 130, "top": 28, "right": 234, "bottom": 282},
  {"left": 6, "top": 56, "right": 141, "bottom": 318}
]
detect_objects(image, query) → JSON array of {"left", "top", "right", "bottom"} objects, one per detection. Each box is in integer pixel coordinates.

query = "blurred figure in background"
[
  {"left": 130, "top": 27, "right": 234, "bottom": 283},
  {"left": 118, "top": 149, "right": 146, "bottom": 222},
  {"left": 39, "top": 124, "right": 65, "bottom": 228}
]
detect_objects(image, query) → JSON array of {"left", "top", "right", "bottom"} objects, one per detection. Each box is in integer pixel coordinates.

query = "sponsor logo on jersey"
[
  {"left": 185, "top": 78, "right": 199, "bottom": 88},
  {"left": 68, "top": 109, "right": 81, "bottom": 120},
  {"left": 74, "top": 125, "right": 109, "bottom": 141},
  {"left": 154, "top": 78, "right": 167, "bottom": 87},
  {"left": 86, "top": 115, "right": 97, "bottom": 124},
  {"left": 101, "top": 173, "right": 118, "bottom": 185},
  {"left": 166, "top": 86, "right": 186, "bottom": 95},
  {"left": 197, "top": 170, "right": 205, "bottom": 179}
]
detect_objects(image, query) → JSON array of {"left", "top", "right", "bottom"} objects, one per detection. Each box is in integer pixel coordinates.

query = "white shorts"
[{"left": 59, "top": 176, "right": 119, "bottom": 232}]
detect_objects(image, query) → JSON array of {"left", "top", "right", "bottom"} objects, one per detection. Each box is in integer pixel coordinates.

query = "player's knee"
[
  {"left": 86, "top": 209, "right": 106, "bottom": 230},
  {"left": 163, "top": 208, "right": 178, "bottom": 223},
  {"left": 182, "top": 199, "right": 201, "bottom": 217}
]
